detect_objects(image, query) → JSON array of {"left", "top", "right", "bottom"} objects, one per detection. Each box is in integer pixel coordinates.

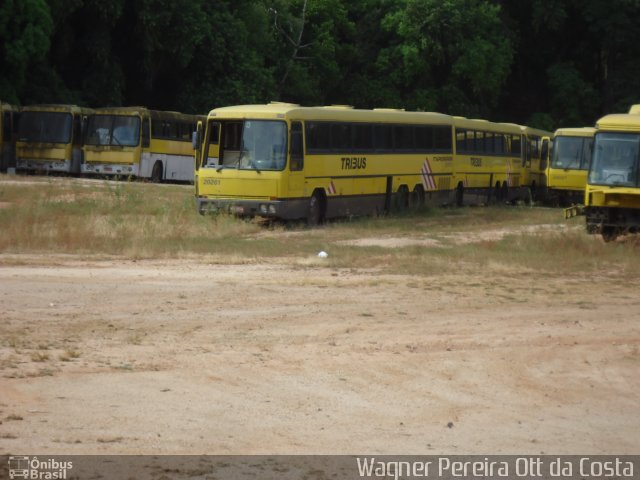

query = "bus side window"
[
  {"left": 142, "top": 118, "right": 150, "bottom": 148},
  {"left": 290, "top": 122, "right": 303, "bottom": 171}
]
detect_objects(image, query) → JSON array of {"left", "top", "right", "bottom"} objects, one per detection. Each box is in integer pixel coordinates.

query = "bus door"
[
  {"left": 204, "top": 121, "right": 220, "bottom": 167},
  {"left": 1, "top": 109, "right": 16, "bottom": 171},
  {"left": 70, "top": 113, "right": 83, "bottom": 174},
  {"left": 192, "top": 121, "right": 203, "bottom": 191},
  {"left": 195, "top": 120, "right": 220, "bottom": 196},
  {"left": 288, "top": 122, "right": 305, "bottom": 198},
  {"left": 540, "top": 136, "right": 550, "bottom": 186}
]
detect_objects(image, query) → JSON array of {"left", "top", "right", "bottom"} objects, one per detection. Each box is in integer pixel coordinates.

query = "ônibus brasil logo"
[{"left": 8, "top": 456, "right": 73, "bottom": 479}]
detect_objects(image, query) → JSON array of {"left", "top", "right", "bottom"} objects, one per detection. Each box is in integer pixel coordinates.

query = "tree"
[
  {"left": 175, "top": 0, "right": 278, "bottom": 113},
  {"left": 264, "top": 0, "right": 356, "bottom": 105},
  {"left": 377, "top": 0, "right": 513, "bottom": 116},
  {"left": 0, "top": 0, "right": 53, "bottom": 103}
]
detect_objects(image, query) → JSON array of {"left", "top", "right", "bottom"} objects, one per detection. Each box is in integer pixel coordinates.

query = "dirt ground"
[{"left": 0, "top": 252, "right": 639, "bottom": 455}]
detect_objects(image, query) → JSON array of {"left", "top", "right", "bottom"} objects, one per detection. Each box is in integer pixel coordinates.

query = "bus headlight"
[
  {"left": 268, "top": 205, "right": 276, "bottom": 214},
  {"left": 260, "top": 204, "right": 268, "bottom": 214}
]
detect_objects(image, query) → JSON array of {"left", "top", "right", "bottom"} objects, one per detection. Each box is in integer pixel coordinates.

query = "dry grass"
[
  {"left": 1, "top": 174, "right": 639, "bottom": 277},
  {"left": 59, "top": 349, "right": 81, "bottom": 362}
]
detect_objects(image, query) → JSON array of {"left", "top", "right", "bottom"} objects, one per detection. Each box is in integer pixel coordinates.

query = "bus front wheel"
[{"left": 307, "top": 190, "right": 325, "bottom": 226}]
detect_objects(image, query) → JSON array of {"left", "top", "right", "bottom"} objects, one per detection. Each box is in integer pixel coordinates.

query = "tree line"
[{"left": 1, "top": 0, "right": 639, "bottom": 130}]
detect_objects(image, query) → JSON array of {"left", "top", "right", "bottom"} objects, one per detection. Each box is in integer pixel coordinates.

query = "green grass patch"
[{"left": 1, "top": 175, "right": 638, "bottom": 277}]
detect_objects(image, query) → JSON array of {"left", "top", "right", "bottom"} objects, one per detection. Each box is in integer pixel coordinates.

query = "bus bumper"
[
  {"left": 196, "top": 197, "right": 307, "bottom": 219},
  {"left": 17, "top": 158, "right": 70, "bottom": 173},
  {"left": 82, "top": 163, "right": 139, "bottom": 176}
]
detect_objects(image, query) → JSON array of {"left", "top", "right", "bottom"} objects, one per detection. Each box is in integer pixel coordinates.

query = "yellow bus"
[
  {"left": 581, "top": 109, "right": 640, "bottom": 241},
  {"left": 546, "top": 127, "right": 595, "bottom": 205},
  {"left": 194, "top": 103, "right": 457, "bottom": 223},
  {"left": 1, "top": 101, "right": 18, "bottom": 172},
  {"left": 452, "top": 118, "right": 525, "bottom": 205},
  {"left": 194, "top": 103, "right": 551, "bottom": 221},
  {"left": 83, "top": 107, "right": 200, "bottom": 182},
  {"left": 16, "top": 104, "right": 92, "bottom": 174},
  {"left": 519, "top": 125, "right": 553, "bottom": 201}
]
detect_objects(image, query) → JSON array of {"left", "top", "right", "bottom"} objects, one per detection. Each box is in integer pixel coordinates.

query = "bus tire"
[
  {"left": 307, "top": 190, "right": 325, "bottom": 226},
  {"left": 501, "top": 182, "right": 509, "bottom": 203},
  {"left": 530, "top": 182, "right": 537, "bottom": 202},
  {"left": 151, "top": 161, "right": 163, "bottom": 183},
  {"left": 409, "top": 185, "right": 425, "bottom": 208},
  {"left": 601, "top": 226, "right": 618, "bottom": 242},
  {"left": 493, "top": 181, "right": 501, "bottom": 203},
  {"left": 455, "top": 182, "right": 464, "bottom": 207},
  {"left": 395, "top": 185, "right": 409, "bottom": 211}
]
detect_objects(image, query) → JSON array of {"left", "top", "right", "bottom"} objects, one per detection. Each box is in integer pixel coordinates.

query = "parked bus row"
[
  {"left": 0, "top": 103, "right": 201, "bottom": 183},
  {"left": 5, "top": 101, "right": 633, "bottom": 239},
  {"left": 192, "top": 103, "right": 556, "bottom": 223}
]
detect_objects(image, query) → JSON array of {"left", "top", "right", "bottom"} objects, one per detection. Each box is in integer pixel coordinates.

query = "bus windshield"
[
  {"left": 18, "top": 112, "right": 72, "bottom": 143},
  {"left": 220, "top": 120, "right": 287, "bottom": 171},
  {"left": 589, "top": 133, "right": 640, "bottom": 187},
  {"left": 85, "top": 115, "right": 140, "bottom": 147},
  {"left": 552, "top": 136, "right": 591, "bottom": 170}
]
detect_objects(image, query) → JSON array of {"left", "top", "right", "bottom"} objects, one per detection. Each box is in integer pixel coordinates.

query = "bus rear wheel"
[
  {"left": 395, "top": 185, "right": 409, "bottom": 211},
  {"left": 601, "top": 226, "right": 618, "bottom": 242},
  {"left": 500, "top": 182, "right": 509, "bottom": 203},
  {"left": 151, "top": 161, "right": 163, "bottom": 183},
  {"left": 410, "top": 185, "right": 425, "bottom": 208},
  {"left": 455, "top": 182, "right": 464, "bottom": 207}
]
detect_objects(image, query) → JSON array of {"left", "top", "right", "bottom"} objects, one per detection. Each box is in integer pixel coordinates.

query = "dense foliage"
[{"left": 1, "top": 0, "right": 639, "bottom": 129}]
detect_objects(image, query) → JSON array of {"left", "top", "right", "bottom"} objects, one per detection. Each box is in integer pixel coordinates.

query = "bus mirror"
[
  {"left": 193, "top": 121, "right": 204, "bottom": 150},
  {"left": 192, "top": 131, "right": 200, "bottom": 150}
]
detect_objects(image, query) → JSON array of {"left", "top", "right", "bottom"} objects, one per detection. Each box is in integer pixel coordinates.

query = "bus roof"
[
  {"left": 496, "top": 123, "right": 552, "bottom": 137},
  {"left": 596, "top": 113, "right": 640, "bottom": 133},
  {"left": 91, "top": 106, "right": 149, "bottom": 116},
  {"left": 628, "top": 104, "right": 640, "bottom": 114},
  {"left": 453, "top": 117, "right": 522, "bottom": 134},
  {"left": 519, "top": 125, "right": 553, "bottom": 137},
  {"left": 91, "top": 106, "right": 197, "bottom": 121},
  {"left": 0, "top": 101, "right": 18, "bottom": 112},
  {"left": 20, "top": 104, "right": 93, "bottom": 114},
  {"left": 553, "top": 127, "right": 596, "bottom": 137},
  {"left": 208, "top": 103, "right": 453, "bottom": 125}
]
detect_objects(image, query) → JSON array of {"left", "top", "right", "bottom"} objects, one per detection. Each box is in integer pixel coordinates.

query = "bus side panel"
[
  {"left": 548, "top": 169, "right": 588, "bottom": 192},
  {"left": 144, "top": 138, "right": 195, "bottom": 181}
]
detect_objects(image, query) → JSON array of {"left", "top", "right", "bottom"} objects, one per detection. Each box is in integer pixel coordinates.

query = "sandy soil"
[{"left": 0, "top": 254, "right": 639, "bottom": 455}]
